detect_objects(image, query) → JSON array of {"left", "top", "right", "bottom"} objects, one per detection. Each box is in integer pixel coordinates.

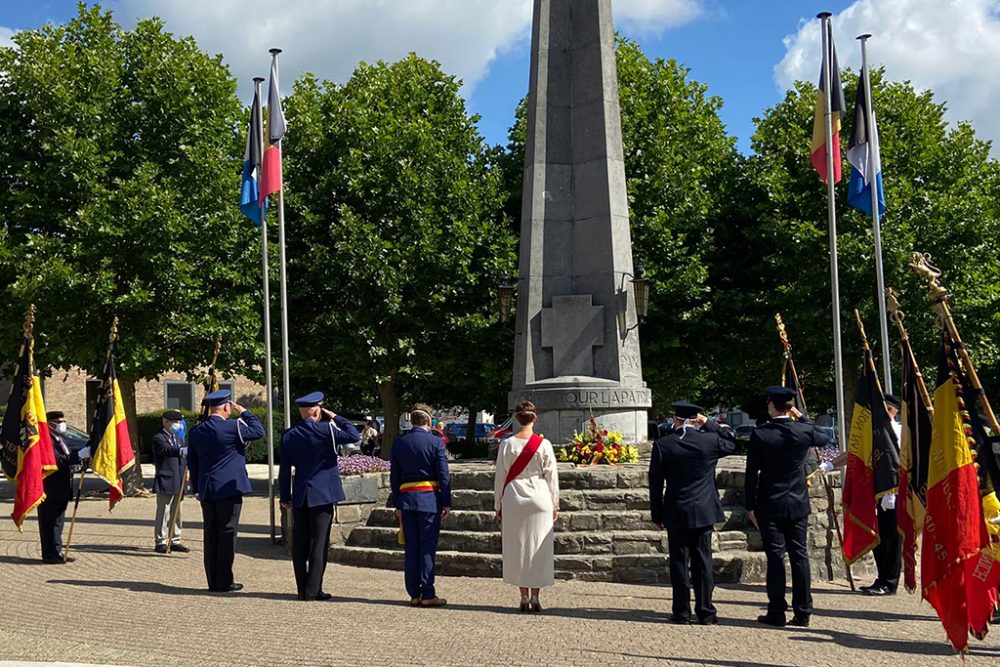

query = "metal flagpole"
[
  {"left": 819, "top": 12, "right": 848, "bottom": 452},
  {"left": 270, "top": 48, "right": 293, "bottom": 436},
  {"left": 254, "top": 76, "right": 277, "bottom": 542},
  {"left": 856, "top": 34, "right": 892, "bottom": 394}
]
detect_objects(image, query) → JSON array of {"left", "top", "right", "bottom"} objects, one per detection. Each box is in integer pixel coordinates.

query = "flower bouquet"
[{"left": 556, "top": 417, "right": 640, "bottom": 466}]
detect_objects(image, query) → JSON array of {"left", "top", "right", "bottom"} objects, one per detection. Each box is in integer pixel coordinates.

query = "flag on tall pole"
[
  {"left": 88, "top": 319, "right": 136, "bottom": 510},
  {"left": 846, "top": 66, "right": 886, "bottom": 216},
  {"left": 1, "top": 306, "right": 57, "bottom": 529},
  {"left": 811, "top": 19, "right": 847, "bottom": 184},
  {"left": 842, "top": 311, "right": 899, "bottom": 564},
  {"left": 259, "top": 53, "right": 286, "bottom": 204},
  {"left": 240, "top": 87, "right": 266, "bottom": 225}
]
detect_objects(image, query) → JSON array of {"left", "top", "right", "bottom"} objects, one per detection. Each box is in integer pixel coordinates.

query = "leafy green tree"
[
  {"left": 0, "top": 4, "right": 262, "bottom": 450},
  {"left": 707, "top": 69, "right": 1000, "bottom": 419},
  {"left": 282, "top": 57, "right": 515, "bottom": 454}
]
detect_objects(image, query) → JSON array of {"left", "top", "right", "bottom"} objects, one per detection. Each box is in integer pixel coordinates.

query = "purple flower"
[{"left": 338, "top": 454, "right": 391, "bottom": 476}]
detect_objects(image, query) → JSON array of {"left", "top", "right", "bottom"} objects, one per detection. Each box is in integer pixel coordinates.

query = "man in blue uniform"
[
  {"left": 38, "top": 411, "right": 89, "bottom": 563},
  {"left": 151, "top": 409, "right": 189, "bottom": 553},
  {"left": 745, "top": 386, "right": 825, "bottom": 627},
  {"left": 390, "top": 403, "right": 451, "bottom": 607},
  {"left": 187, "top": 389, "right": 265, "bottom": 592},
  {"left": 649, "top": 401, "right": 737, "bottom": 625},
  {"left": 279, "top": 391, "right": 360, "bottom": 601}
]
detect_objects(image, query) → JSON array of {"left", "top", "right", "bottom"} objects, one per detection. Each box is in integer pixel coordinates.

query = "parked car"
[
  {"left": 62, "top": 424, "right": 91, "bottom": 473},
  {"left": 443, "top": 422, "right": 496, "bottom": 447},
  {"left": 734, "top": 425, "right": 756, "bottom": 443}
]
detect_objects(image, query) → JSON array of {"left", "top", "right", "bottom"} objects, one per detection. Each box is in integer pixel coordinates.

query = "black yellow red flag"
[
  {"left": 1, "top": 331, "right": 57, "bottom": 529},
  {"left": 88, "top": 352, "right": 135, "bottom": 510},
  {"left": 842, "top": 347, "right": 899, "bottom": 564},
  {"left": 897, "top": 336, "right": 932, "bottom": 593}
]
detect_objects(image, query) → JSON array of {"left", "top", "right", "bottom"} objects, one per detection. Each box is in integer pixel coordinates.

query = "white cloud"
[
  {"left": 0, "top": 26, "right": 15, "bottom": 49},
  {"left": 109, "top": 1, "right": 704, "bottom": 100},
  {"left": 775, "top": 0, "right": 1000, "bottom": 153}
]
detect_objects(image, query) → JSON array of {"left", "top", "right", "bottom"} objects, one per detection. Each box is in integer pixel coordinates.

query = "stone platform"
[{"left": 330, "top": 458, "right": 873, "bottom": 584}]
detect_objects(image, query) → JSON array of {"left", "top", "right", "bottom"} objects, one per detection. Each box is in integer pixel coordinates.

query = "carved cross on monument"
[{"left": 541, "top": 295, "right": 604, "bottom": 377}]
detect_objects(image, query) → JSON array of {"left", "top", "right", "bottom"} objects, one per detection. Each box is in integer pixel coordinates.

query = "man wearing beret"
[
  {"left": 38, "top": 411, "right": 89, "bottom": 563},
  {"left": 152, "top": 409, "right": 190, "bottom": 554},
  {"left": 279, "top": 392, "right": 361, "bottom": 601},
  {"left": 649, "top": 400, "right": 737, "bottom": 625},
  {"left": 187, "top": 389, "right": 265, "bottom": 592},
  {"left": 745, "top": 386, "right": 826, "bottom": 627}
]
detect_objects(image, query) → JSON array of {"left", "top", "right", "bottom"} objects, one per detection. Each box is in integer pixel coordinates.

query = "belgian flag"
[
  {"left": 1, "top": 333, "right": 57, "bottom": 529},
  {"left": 923, "top": 333, "right": 1000, "bottom": 652},
  {"left": 88, "top": 352, "right": 135, "bottom": 510},
  {"left": 842, "top": 347, "right": 899, "bottom": 564},
  {"left": 897, "top": 336, "right": 932, "bottom": 593},
  {"left": 810, "top": 20, "right": 847, "bottom": 184}
]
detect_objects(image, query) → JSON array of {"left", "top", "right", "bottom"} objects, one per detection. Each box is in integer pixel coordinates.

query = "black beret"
[
  {"left": 163, "top": 410, "right": 183, "bottom": 420},
  {"left": 671, "top": 400, "right": 703, "bottom": 419}
]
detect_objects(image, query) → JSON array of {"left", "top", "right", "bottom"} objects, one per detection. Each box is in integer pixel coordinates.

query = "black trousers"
[
  {"left": 667, "top": 525, "right": 716, "bottom": 620},
  {"left": 873, "top": 505, "right": 901, "bottom": 591},
  {"left": 292, "top": 504, "right": 334, "bottom": 598},
  {"left": 201, "top": 496, "right": 242, "bottom": 591},
  {"left": 38, "top": 497, "right": 69, "bottom": 560},
  {"left": 759, "top": 516, "right": 813, "bottom": 618}
]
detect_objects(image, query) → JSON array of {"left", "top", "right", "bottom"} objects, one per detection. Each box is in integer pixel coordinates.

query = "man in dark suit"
[
  {"left": 38, "top": 411, "right": 88, "bottom": 563},
  {"left": 649, "top": 401, "right": 737, "bottom": 624},
  {"left": 745, "top": 386, "right": 825, "bottom": 627},
  {"left": 187, "top": 389, "right": 265, "bottom": 592},
  {"left": 152, "top": 409, "right": 189, "bottom": 553},
  {"left": 279, "top": 391, "right": 360, "bottom": 601},
  {"left": 390, "top": 402, "right": 451, "bottom": 607}
]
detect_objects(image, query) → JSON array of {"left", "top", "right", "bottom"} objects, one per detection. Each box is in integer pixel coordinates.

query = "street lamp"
[
  {"left": 498, "top": 283, "right": 516, "bottom": 322},
  {"left": 618, "top": 265, "right": 652, "bottom": 337}
]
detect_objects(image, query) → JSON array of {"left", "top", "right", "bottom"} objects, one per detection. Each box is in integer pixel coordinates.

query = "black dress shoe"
[
  {"left": 155, "top": 545, "right": 168, "bottom": 554},
  {"left": 669, "top": 614, "right": 691, "bottom": 625},
  {"left": 213, "top": 583, "right": 245, "bottom": 592},
  {"left": 42, "top": 557, "right": 65, "bottom": 564},
  {"left": 170, "top": 543, "right": 191, "bottom": 553},
  {"left": 757, "top": 614, "right": 786, "bottom": 627},
  {"left": 314, "top": 591, "right": 332, "bottom": 601},
  {"left": 788, "top": 615, "right": 810, "bottom": 627},
  {"left": 863, "top": 585, "right": 893, "bottom": 597},
  {"left": 697, "top": 615, "right": 719, "bottom": 625}
]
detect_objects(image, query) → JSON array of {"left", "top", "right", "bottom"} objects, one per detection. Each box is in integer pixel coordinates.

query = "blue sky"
[{"left": 3, "top": 1, "right": 998, "bottom": 155}]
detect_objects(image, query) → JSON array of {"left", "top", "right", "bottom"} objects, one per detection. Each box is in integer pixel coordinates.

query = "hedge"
[{"left": 136, "top": 409, "right": 281, "bottom": 465}]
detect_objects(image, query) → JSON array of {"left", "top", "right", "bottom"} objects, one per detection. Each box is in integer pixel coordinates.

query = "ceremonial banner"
[
  {"left": 842, "top": 347, "right": 898, "bottom": 563},
  {"left": 259, "top": 56, "right": 286, "bottom": 203},
  {"left": 923, "top": 335, "right": 1000, "bottom": 652},
  {"left": 810, "top": 24, "right": 847, "bottom": 184},
  {"left": 897, "top": 337, "right": 932, "bottom": 593},
  {"left": 846, "top": 67, "right": 886, "bottom": 216},
  {"left": 88, "top": 353, "right": 136, "bottom": 510},
  {"left": 1, "top": 334, "right": 56, "bottom": 529},
  {"left": 240, "top": 86, "right": 266, "bottom": 225}
]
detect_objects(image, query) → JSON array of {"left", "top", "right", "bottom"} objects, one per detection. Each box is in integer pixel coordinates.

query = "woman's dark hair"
[{"left": 514, "top": 400, "right": 537, "bottom": 426}]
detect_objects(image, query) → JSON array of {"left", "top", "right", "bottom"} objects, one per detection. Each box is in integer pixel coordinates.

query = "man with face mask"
[
  {"left": 152, "top": 409, "right": 190, "bottom": 553},
  {"left": 38, "top": 411, "right": 89, "bottom": 563}
]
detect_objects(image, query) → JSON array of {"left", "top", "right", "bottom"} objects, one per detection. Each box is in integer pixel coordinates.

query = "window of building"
[
  {"left": 218, "top": 381, "right": 235, "bottom": 398},
  {"left": 164, "top": 381, "right": 195, "bottom": 412}
]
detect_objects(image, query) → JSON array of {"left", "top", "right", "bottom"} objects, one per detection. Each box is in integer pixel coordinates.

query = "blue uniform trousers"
[
  {"left": 759, "top": 516, "right": 813, "bottom": 618},
  {"left": 401, "top": 509, "right": 441, "bottom": 600}
]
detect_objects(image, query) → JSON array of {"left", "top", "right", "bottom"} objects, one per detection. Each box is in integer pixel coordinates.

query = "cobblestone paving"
[{"left": 1, "top": 494, "right": 997, "bottom": 667}]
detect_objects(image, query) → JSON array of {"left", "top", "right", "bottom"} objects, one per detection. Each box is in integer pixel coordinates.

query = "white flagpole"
[
  {"left": 253, "top": 76, "right": 277, "bottom": 542},
  {"left": 819, "top": 12, "right": 848, "bottom": 452},
  {"left": 857, "top": 34, "right": 892, "bottom": 394},
  {"left": 269, "top": 48, "right": 293, "bottom": 438}
]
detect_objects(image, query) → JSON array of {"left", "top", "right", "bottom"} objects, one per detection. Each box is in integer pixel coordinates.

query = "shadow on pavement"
[
  {"left": 47, "top": 578, "right": 296, "bottom": 601},
  {"left": 0, "top": 554, "right": 46, "bottom": 565},
  {"left": 580, "top": 652, "right": 795, "bottom": 667}
]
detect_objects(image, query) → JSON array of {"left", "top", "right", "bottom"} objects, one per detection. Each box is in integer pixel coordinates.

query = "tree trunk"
[
  {"left": 117, "top": 375, "right": 145, "bottom": 495},
  {"left": 378, "top": 376, "right": 400, "bottom": 459}
]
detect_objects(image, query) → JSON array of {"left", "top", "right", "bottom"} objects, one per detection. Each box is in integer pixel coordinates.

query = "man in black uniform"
[
  {"left": 745, "top": 386, "right": 825, "bottom": 627},
  {"left": 151, "top": 409, "right": 190, "bottom": 553},
  {"left": 649, "top": 401, "right": 737, "bottom": 625},
  {"left": 38, "top": 411, "right": 88, "bottom": 563}
]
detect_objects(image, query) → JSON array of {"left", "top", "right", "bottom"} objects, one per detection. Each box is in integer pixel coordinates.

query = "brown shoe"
[
  {"left": 409, "top": 598, "right": 421, "bottom": 607},
  {"left": 420, "top": 597, "right": 447, "bottom": 607}
]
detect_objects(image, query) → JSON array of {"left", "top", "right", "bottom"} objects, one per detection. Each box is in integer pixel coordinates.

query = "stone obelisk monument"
[{"left": 509, "top": 0, "right": 651, "bottom": 443}]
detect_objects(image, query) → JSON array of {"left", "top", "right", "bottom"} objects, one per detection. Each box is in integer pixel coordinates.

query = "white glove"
[
  {"left": 78, "top": 446, "right": 91, "bottom": 459},
  {"left": 880, "top": 493, "right": 897, "bottom": 511},
  {"left": 818, "top": 461, "right": 834, "bottom": 474},
  {"left": 180, "top": 447, "right": 189, "bottom": 456}
]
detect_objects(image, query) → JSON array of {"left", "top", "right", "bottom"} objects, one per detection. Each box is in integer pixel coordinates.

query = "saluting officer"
[
  {"left": 151, "top": 409, "right": 189, "bottom": 553},
  {"left": 279, "top": 392, "right": 361, "bottom": 601},
  {"left": 187, "top": 389, "right": 265, "bottom": 592},
  {"left": 390, "top": 403, "right": 451, "bottom": 607},
  {"left": 649, "top": 401, "right": 737, "bottom": 625},
  {"left": 745, "top": 386, "right": 825, "bottom": 628}
]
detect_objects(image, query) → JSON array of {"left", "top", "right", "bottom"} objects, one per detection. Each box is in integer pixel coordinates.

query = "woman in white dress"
[{"left": 493, "top": 400, "right": 559, "bottom": 612}]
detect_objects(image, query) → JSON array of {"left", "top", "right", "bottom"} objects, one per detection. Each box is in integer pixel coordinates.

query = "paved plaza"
[{"left": 0, "top": 491, "right": 997, "bottom": 667}]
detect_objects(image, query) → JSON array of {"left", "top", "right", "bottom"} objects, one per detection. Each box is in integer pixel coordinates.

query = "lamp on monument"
[
  {"left": 632, "top": 265, "right": 651, "bottom": 321},
  {"left": 497, "top": 283, "right": 516, "bottom": 322}
]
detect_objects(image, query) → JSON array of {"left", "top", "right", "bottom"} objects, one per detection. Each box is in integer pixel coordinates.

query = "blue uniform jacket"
[
  {"left": 188, "top": 411, "right": 265, "bottom": 501},
  {"left": 390, "top": 428, "right": 451, "bottom": 513},
  {"left": 279, "top": 415, "right": 360, "bottom": 508}
]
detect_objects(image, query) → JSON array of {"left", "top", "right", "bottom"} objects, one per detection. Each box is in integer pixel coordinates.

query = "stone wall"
[{"left": 282, "top": 471, "right": 391, "bottom": 553}]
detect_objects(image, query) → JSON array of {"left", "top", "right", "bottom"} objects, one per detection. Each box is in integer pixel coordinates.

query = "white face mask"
[{"left": 55, "top": 422, "right": 67, "bottom": 434}]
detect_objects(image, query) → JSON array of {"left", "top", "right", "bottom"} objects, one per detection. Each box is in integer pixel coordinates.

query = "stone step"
[
  {"left": 447, "top": 487, "right": 747, "bottom": 513},
  {"left": 445, "top": 463, "right": 747, "bottom": 492},
  {"left": 329, "top": 545, "right": 769, "bottom": 583},
  {"left": 348, "top": 525, "right": 757, "bottom": 555}
]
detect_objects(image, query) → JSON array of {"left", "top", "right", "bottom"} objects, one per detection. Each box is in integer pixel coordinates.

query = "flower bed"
[
  {"left": 556, "top": 417, "right": 640, "bottom": 465},
  {"left": 338, "top": 454, "right": 390, "bottom": 476}
]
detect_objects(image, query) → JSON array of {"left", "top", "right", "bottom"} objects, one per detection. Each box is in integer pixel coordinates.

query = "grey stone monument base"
[{"left": 509, "top": 376, "right": 651, "bottom": 444}]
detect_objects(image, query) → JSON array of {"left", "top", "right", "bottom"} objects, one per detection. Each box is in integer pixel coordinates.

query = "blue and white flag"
[{"left": 847, "top": 71, "right": 886, "bottom": 217}]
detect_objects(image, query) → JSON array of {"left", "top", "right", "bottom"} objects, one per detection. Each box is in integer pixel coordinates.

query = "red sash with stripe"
[{"left": 502, "top": 433, "right": 543, "bottom": 493}]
